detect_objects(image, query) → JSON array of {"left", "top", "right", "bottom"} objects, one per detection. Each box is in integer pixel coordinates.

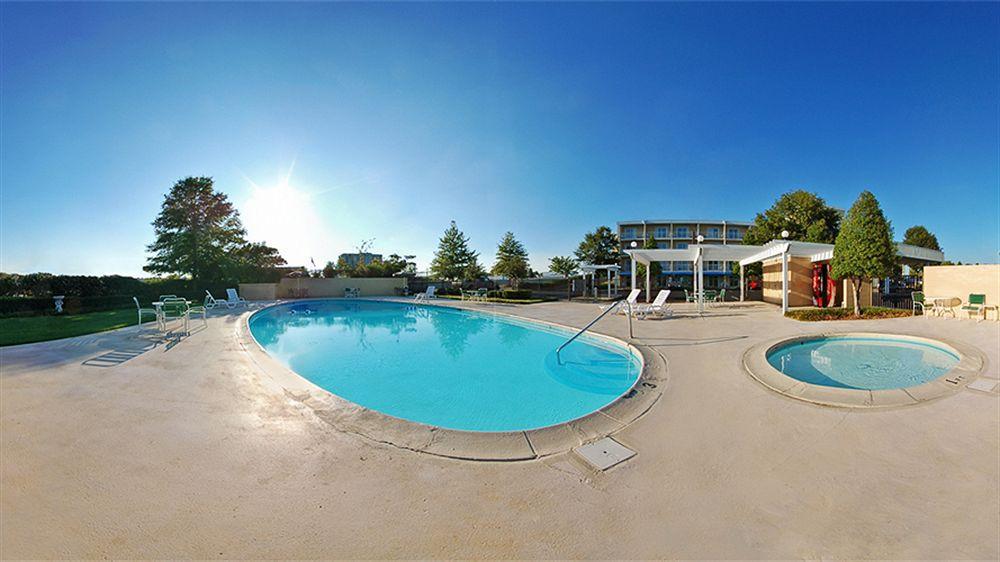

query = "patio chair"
[
  {"left": 684, "top": 289, "right": 696, "bottom": 303},
  {"left": 961, "top": 294, "right": 987, "bottom": 322},
  {"left": 186, "top": 302, "right": 208, "bottom": 331},
  {"left": 159, "top": 297, "right": 189, "bottom": 332},
  {"left": 414, "top": 285, "right": 436, "bottom": 301},
  {"left": 133, "top": 297, "right": 160, "bottom": 330},
  {"left": 713, "top": 288, "right": 727, "bottom": 305},
  {"left": 912, "top": 292, "right": 934, "bottom": 317},
  {"left": 601, "top": 288, "right": 640, "bottom": 314},
  {"left": 634, "top": 289, "right": 673, "bottom": 319},
  {"left": 226, "top": 288, "right": 248, "bottom": 307}
]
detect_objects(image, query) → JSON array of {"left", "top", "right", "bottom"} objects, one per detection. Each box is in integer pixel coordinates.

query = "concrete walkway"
[{"left": 2, "top": 300, "right": 997, "bottom": 559}]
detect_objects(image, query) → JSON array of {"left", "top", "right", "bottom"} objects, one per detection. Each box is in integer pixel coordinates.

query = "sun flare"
[{"left": 241, "top": 177, "right": 325, "bottom": 267}]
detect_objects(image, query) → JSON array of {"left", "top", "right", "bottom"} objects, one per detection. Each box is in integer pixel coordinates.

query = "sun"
[{"left": 241, "top": 175, "right": 325, "bottom": 267}]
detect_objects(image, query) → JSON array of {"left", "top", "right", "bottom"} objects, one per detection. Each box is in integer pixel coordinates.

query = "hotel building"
[{"left": 617, "top": 219, "right": 753, "bottom": 289}]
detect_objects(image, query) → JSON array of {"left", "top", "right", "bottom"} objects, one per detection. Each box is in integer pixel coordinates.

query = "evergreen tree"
[
  {"left": 574, "top": 226, "right": 620, "bottom": 265},
  {"left": 831, "top": 191, "right": 897, "bottom": 315},
  {"left": 430, "top": 221, "right": 482, "bottom": 281},
  {"left": 549, "top": 256, "right": 579, "bottom": 300},
  {"left": 145, "top": 176, "right": 284, "bottom": 281},
  {"left": 491, "top": 232, "right": 530, "bottom": 288}
]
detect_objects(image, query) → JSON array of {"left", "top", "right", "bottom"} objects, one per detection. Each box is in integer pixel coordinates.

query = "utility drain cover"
[
  {"left": 575, "top": 437, "right": 636, "bottom": 471},
  {"left": 967, "top": 379, "right": 999, "bottom": 393}
]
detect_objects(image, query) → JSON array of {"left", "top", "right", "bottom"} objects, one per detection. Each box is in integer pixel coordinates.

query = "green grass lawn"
[{"left": 0, "top": 308, "right": 153, "bottom": 347}]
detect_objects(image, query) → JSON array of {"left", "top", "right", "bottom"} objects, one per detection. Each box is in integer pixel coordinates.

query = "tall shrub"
[{"left": 831, "top": 191, "right": 897, "bottom": 315}]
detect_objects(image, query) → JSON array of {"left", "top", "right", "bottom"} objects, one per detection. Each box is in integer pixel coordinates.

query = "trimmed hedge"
[
  {"left": 785, "top": 307, "right": 911, "bottom": 322},
  {"left": 0, "top": 276, "right": 233, "bottom": 317}
]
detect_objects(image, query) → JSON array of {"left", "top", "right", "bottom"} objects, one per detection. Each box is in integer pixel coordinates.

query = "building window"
[
  {"left": 656, "top": 242, "right": 668, "bottom": 249},
  {"left": 660, "top": 261, "right": 670, "bottom": 271},
  {"left": 706, "top": 260, "right": 722, "bottom": 271},
  {"left": 654, "top": 227, "right": 668, "bottom": 238},
  {"left": 706, "top": 227, "right": 720, "bottom": 238},
  {"left": 676, "top": 242, "right": 688, "bottom": 249},
  {"left": 674, "top": 261, "right": 691, "bottom": 271},
  {"left": 674, "top": 226, "right": 689, "bottom": 238},
  {"left": 727, "top": 228, "right": 741, "bottom": 240},
  {"left": 622, "top": 227, "right": 637, "bottom": 239}
]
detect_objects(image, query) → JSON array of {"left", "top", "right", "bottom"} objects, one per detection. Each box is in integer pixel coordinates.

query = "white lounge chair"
[
  {"left": 601, "top": 289, "right": 641, "bottom": 314},
  {"left": 204, "top": 290, "right": 229, "bottom": 310},
  {"left": 226, "top": 288, "right": 248, "bottom": 307},
  {"left": 634, "top": 289, "right": 673, "bottom": 319},
  {"left": 414, "top": 285, "right": 437, "bottom": 301}
]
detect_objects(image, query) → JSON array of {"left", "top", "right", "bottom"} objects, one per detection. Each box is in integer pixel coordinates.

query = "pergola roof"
[
  {"left": 626, "top": 244, "right": 764, "bottom": 265},
  {"left": 629, "top": 239, "right": 945, "bottom": 268},
  {"left": 579, "top": 263, "right": 621, "bottom": 272}
]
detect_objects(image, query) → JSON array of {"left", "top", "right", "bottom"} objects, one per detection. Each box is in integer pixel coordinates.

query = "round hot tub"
[
  {"left": 743, "top": 333, "right": 984, "bottom": 408},
  {"left": 766, "top": 334, "right": 959, "bottom": 390}
]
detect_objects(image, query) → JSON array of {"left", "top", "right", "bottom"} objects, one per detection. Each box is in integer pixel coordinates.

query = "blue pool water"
[
  {"left": 766, "top": 335, "right": 960, "bottom": 390},
  {"left": 248, "top": 300, "right": 641, "bottom": 431}
]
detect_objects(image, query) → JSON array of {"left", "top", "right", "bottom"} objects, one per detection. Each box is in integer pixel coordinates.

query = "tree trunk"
[
  {"left": 565, "top": 277, "right": 571, "bottom": 301},
  {"left": 852, "top": 277, "right": 862, "bottom": 315}
]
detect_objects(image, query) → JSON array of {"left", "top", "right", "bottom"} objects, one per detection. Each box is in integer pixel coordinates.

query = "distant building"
[
  {"left": 617, "top": 218, "right": 753, "bottom": 289},
  {"left": 338, "top": 252, "right": 382, "bottom": 268}
]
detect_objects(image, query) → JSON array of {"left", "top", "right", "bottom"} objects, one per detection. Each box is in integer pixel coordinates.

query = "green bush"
[
  {"left": 501, "top": 289, "right": 532, "bottom": 300},
  {"left": 786, "top": 307, "right": 911, "bottom": 322}
]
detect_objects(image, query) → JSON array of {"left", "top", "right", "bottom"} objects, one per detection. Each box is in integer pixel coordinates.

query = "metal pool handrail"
[{"left": 556, "top": 300, "right": 633, "bottom": 362}]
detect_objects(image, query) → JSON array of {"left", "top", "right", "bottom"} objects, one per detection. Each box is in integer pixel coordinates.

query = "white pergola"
[
  {"left": 736, "top": 240, "right": 837, "bottom": 313},
  {"left": 735, "top": 240, "right": 946, "bottom": 312},
  {"left": 579, "top": 263, "right": 621, "bottom": 299},
  {"left": 627, "top": 244, "right": 764, "bottom": 312}
]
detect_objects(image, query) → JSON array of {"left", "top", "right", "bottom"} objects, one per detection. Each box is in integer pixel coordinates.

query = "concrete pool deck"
[{"left": 2, "top": 300, "right": 998, "bottom": 558}]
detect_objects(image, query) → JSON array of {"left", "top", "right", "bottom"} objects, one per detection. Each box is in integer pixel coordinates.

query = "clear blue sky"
[{"left": 2, "top": 2, "right": 997, "bottom": 275}]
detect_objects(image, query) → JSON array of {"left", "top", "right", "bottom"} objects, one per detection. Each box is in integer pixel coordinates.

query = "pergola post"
[
  {"left": 781, "top": 249, "right": 789, "bottom": 314},
  {"left": 630, "top": 257, "right": 637, "bottom": 291},
  {"left": 739, "top": 264, "right": 745, "bottom": 302},
  {"left": 696, "top": 248, "right": 705, "bottom": 314},
  {"left": 607, "top": 269, "right": 611, "bottom": 299},
  {"left": 645, "top": 261, "right": 651, "bottom": 303}
]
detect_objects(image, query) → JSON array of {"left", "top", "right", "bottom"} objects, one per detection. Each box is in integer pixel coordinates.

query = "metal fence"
[{"left": 871, "top": 291, "right": 915, "bottom": 311}]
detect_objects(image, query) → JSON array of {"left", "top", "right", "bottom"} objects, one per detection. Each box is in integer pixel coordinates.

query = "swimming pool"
[
  {"left": 766, "top": 335, "right": 960, "bottom": 390},
  {"left": 248, "top": 300, "right": 642, "bottom": 432}
]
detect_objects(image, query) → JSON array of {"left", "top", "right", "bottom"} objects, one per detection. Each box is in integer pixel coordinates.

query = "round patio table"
[{"left": 925, "top": 296, "right": 960, "bottom": 317}]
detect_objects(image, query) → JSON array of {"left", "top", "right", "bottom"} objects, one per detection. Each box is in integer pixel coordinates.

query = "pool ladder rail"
[{"left": 556, "top": 300, "right": 633, "bottom": 363}]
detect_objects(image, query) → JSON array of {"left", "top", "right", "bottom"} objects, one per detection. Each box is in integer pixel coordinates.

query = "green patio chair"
[
  {"left": 159, "top": 297, "right": 189, "bottom": 332},
  {"left": 912, "top": 292, "right": 934, "bottom": 317},
  {"left": 962, "top": 294, "right": 987, "bottom": 322}
]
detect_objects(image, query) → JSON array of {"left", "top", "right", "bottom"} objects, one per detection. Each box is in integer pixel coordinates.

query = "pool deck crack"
[{"left": 522, "top": 431, "right": 538, "bottom": 459}]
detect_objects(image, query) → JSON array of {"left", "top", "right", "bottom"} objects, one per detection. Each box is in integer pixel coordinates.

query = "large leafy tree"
[
  {"left": 549, "top": 256, "right": 578, "bottom": 300},
  {"left": 491, "top": 232, "right": 530, "bottom": 288},
  {"left": 430, "top": 221, "right": 483, "bottom": 281},
  {"left": 902, "top": 225, "right": 942, "bottom": 275},
  {"left": 831, "top": 191, "right": 897, "bottom": 314},
  {"left": 634, "top": 235, "right": 662, "bottom": 287},
  {"left": 145, "top": 177, "right": 284, "bottom": 281},
  {"left": 744, "top": 190, "right": 842, "bottom": 245},
  {"left": 903, "top": 225, "right": 941, "bottom": 251},
  {"left": 574, "top": 226, "right": 620, "bottom": 265}
]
